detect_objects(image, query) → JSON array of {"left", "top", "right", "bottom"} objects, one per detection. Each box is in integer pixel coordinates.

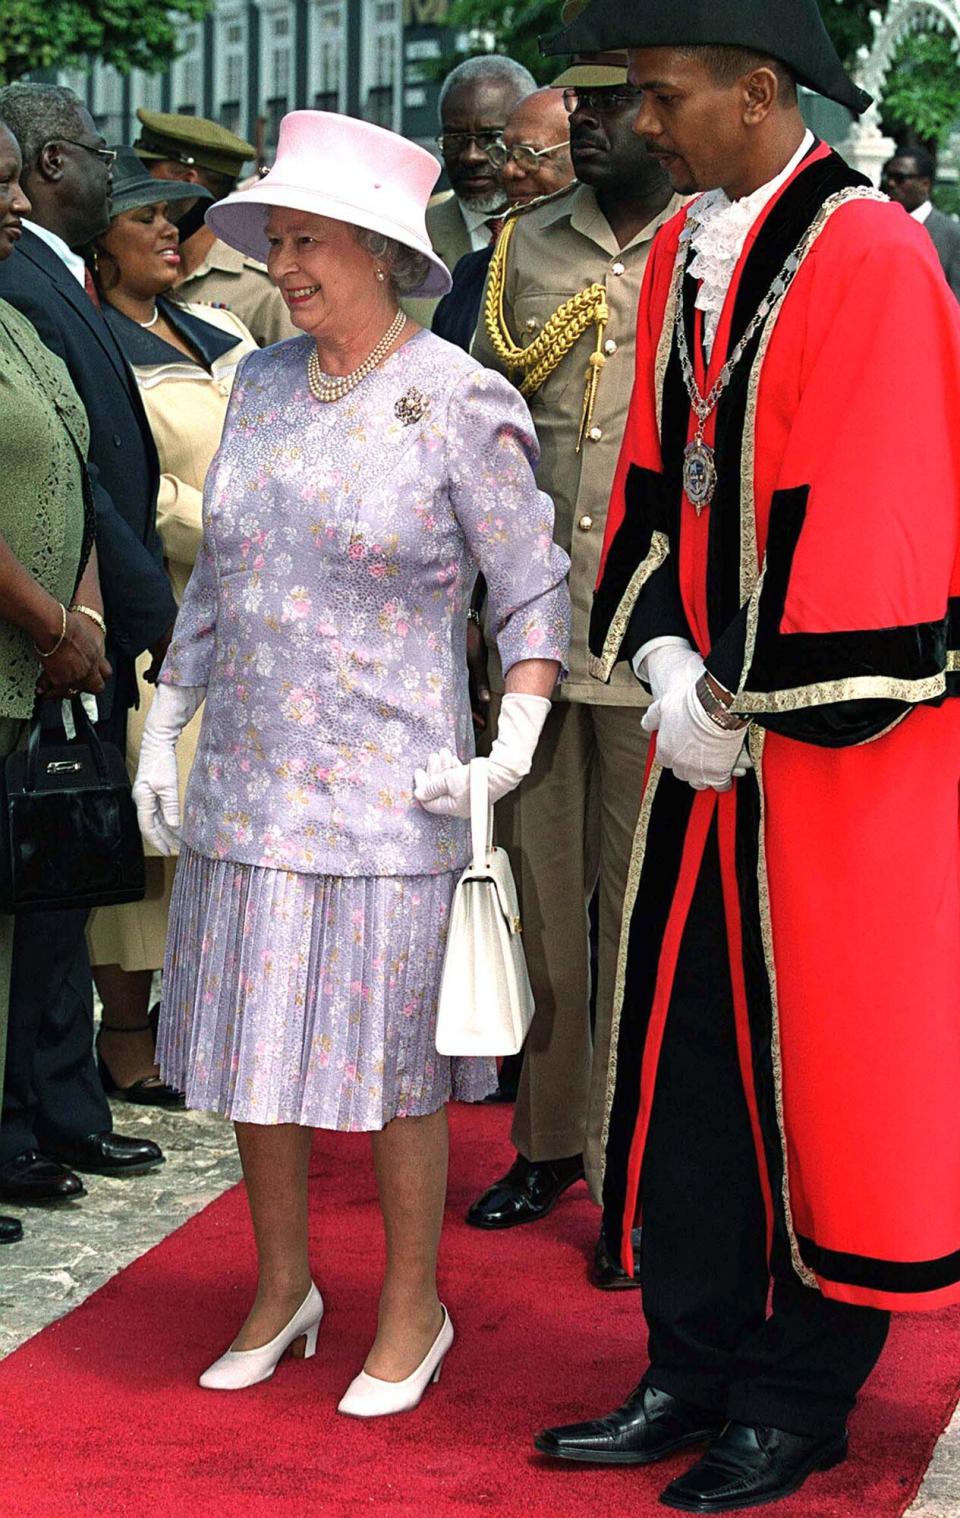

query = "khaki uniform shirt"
[
  {"left": 172, "top": 238, "right": 298, "bottom": 347},
  {"left": 473, "top": 183, "right": 684, "bottom": 705}
]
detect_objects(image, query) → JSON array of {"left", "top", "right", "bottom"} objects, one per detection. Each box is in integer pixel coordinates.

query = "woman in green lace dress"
[{"left": 0, "top": 120, "right": 110, "bottom": 1243}]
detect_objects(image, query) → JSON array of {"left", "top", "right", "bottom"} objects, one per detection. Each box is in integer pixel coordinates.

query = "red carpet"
[{"left": 0, "top": 1103, "right": 956, "bottom": 1518}]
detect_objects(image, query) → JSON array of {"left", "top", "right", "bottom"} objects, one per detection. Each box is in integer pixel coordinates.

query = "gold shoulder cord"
[{"left": 483, "top": 215, "right": 610, "bottom": 452}]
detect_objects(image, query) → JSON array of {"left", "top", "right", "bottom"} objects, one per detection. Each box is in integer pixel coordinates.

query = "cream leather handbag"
[{"left": 435, "top": 758, "right": 535, "bottom": 1057}]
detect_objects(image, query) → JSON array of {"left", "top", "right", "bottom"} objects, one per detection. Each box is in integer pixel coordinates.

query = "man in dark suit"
[
  {"left": 0, "top": 83, "right": 174, "bottom": 1203},
  {"left": 882, "top": 147, "right": 960, "bottom": 299}
]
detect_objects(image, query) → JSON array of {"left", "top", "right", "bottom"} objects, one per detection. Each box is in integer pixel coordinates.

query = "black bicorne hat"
[{"left": 540, "top": 0, "right": 872, "bottom": 115}]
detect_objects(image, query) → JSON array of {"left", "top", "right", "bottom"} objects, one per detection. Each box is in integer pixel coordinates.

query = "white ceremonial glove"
[
  {"left": 60, "top": 692, "right": 100, "bottom": 739},
  {"left": 132, "top": 682, "right": 204, "bottom": 855},
  {"left": 642, "top": 677, "right": 749, "bottom": 792},
  {"left": 640, "top": 641, "right": 706, "bottom": 703},
  {"left": 414, "top": 692, "right": 552, "bottom": 818}
]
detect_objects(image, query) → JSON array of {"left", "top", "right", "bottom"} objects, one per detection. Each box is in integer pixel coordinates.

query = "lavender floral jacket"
[{"left": 160, "top": 329, "right": 570, "bottom": 876}]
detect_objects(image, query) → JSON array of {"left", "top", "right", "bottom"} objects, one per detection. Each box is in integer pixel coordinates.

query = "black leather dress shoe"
[
  {"left": 0, "top": 1215, "right": 23, "bottom": 1243},
  {"left": 590, "top": 1227, "right": 642, "bottom": 1290},
  {"left": 534, "top": 1381, "right": 725, "bottom": 1466},
  {"left": 0, "top": 1150, "right": 86, "bottom": 1204},
  {"left": 465, "top": 1153, "right": 584, "bottom": 1229},
  {"left": 43, "top": 1132, "right": 164, "bottom": 1177},
  {"left": 659, "top": 1421, "right": 848, "bottom": 1512}
]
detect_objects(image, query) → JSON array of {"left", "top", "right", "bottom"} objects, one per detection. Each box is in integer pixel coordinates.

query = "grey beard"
[{"left": 457, "top": 186, "right": 507, "bottom": 215}]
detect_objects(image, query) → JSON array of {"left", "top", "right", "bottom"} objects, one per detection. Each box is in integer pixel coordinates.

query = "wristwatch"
[{"left": 696, "top": 673, "right": 749, "bottom": 731}]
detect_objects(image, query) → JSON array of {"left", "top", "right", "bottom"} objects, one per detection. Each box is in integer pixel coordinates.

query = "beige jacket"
[
  {"left": 472, "top": 182, "right": 684, "bottom": 705},
  {"left": 173, "top": 237, "right": 298, "bottom": 347},
  {"left": 402, "top": 191, "right": 475, "bottom": 330},
  {"left": 128, "top": 304, "right": 257, "bottom": 850}
]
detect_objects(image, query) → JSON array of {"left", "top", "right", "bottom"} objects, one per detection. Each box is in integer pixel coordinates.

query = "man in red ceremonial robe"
[{"left": 532, "top": 0, "right": 960, "bottom": 1511}]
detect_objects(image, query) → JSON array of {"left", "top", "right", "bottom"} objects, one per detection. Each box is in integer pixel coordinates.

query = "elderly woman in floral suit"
[{"left": 134, "top": 110, "right": 569, "bottom": 1415}]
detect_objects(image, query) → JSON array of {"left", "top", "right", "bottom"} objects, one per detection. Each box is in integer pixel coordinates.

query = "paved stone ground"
[
  {"left": 0, "top": 1098, "right": 240, "bottom": 1360},
  {"left": 0, "top": 1098, "right": 957, "bottom": 1515}
]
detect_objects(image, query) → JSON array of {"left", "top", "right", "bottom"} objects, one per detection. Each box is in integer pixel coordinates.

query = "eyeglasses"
[
  {"left": 436, "top": 131, "right": 504, "bottom": 156},
  {"left": 52, "top": 139, "right": 118, "bottom": 169},
  {"left": 562, "top": 87, "right": 641, "bottom": 116},
  {"left": 485, "top": 139, "right": 569, "bottom": 172},
  {"left": 881, "top": 169, "right": 920, "bottom": 185}
]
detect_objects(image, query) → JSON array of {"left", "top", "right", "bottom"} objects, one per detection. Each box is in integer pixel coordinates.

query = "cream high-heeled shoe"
[
  {"left": 337, "top": 1305, "right": 454, "bottom": 1418},
  {"left": 199, "top": 1283, "right": 324, "bottom": 1390}
]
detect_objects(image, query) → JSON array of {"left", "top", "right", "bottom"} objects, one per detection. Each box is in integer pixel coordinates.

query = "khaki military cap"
[
  {"left": 134, "top": 109, "right": 257, "bottom": 178},
  {"left": 551, "top": 0, "right": 629, "bottom": 87}
]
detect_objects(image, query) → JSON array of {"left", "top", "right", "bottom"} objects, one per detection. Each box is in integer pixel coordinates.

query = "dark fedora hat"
[
  {"left": 107, "top": 145, "right": 213, "bottom": 220},
  {"left": 540, "top": 0, "right": 872, "bottom": 115}
]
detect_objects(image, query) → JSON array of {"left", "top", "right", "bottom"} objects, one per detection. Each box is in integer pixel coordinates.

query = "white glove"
[
  {"left": 414, "top": 692, "right": 551, "bottom": 818},
  {"left": 642, "top": 676, "right": 749, "bottom": 791},
  {"left": 641, "top": 641, "right": 706, "bottom": 703},
  {"left": 132, "top": 682, "right": 204, "bottom": 855},
  {"left": 60, "top": 692, "right": 100, "bottom": 739}
]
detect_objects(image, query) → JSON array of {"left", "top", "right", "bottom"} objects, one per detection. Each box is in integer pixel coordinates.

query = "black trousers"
[
  {"left": 0, "top": 703, "right": 128, "bottom": 1163},
  {"left": 639, "top": 829, "right": 890, "bottom": 1439}
]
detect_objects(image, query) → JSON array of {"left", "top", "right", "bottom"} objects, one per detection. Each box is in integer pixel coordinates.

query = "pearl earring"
[{"left": 375, "top": 267, "right": 386, "bottom": 282}]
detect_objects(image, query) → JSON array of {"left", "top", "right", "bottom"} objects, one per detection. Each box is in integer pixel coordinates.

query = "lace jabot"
[{"left": 687, "top": 131, "right": 814, "bottom": 358}]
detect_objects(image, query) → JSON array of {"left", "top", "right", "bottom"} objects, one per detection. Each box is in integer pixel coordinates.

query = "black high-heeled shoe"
[{"left": 96, "top": 1021, "right": 184, "bottom": 1108}]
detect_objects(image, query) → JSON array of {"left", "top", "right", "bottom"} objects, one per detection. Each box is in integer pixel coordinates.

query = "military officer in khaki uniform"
[
  {"left": 133, "top": 110, "right": 298, "bottom": 347},
  {"left": 466, "top": 34, "right": 684, "bottom": 1287}
]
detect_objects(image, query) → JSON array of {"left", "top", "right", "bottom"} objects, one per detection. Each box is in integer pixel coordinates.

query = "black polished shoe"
[
  {"left": 0, "top": 1150, "right": 86, "bottom": 1205},
  {"left": 590, "top": 1227, "right": 642, "bottom": 1290},
  {"left": 534, "top": 1381, "right": 725, "bottom": 1466},
  {"left": 0, "top": 1215, "right": 23, "bottom": 1242},
  {"left": 659, "top": 1421, "right": 848, "bottom": 1512},
  {"left": 43, "top": 1132, "right": 164, "bottom": 1177},
  {"left": 465, "top": 1152, "right": 584, "bottom": 1229}
]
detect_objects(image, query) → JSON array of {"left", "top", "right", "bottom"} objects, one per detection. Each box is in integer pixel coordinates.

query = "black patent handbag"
[{"left": 0, "top": 698, "right": 146, "bottom": 914}]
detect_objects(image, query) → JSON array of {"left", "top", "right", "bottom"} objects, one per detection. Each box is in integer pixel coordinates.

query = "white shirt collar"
[
  {"left": 687, "top": 129, "right": 815, "bottom": 357},
  {"left": 912, "top": 200, "right": 934, "bottom": 225},
  {"left": 459, "top": 198, "right": 504, "bottom": 252},
  {"left": 24, "top": 219, "right": 87, "bottom": 286}
]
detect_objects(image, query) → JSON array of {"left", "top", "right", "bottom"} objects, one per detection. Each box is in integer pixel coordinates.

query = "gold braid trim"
[{"left": 483, "top": 215, "right": 610, "bottom": 451}]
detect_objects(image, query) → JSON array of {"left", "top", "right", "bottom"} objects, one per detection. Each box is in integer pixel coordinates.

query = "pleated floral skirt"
[{"left": 158, "top": 846, "right": 497, "bottom": 1131}]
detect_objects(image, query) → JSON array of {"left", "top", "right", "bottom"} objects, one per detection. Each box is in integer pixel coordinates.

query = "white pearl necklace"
[
  {"left": 138, "top": 307, "right": 160, "bottom": 329},
  {"left": 307, "top": 309, "right": 406, "bottom": 403}
]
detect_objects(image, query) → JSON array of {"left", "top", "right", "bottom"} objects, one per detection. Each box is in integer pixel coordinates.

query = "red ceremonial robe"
[{"left": 589, "top": 141, "right": 960, "bottom": 1312}]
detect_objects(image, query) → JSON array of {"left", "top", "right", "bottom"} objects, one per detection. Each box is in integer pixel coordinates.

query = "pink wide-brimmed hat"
[{"left": 207, "top": 111, "right": 452, "bottom": 299}]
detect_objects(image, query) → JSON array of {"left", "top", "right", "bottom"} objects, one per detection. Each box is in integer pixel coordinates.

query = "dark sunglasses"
[{"left": 562, "top": 87, "right": 641, "bottom": 116}]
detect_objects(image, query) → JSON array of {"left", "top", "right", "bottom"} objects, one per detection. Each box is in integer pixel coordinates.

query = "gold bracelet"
[
  {"left": 34, "top": 601, "right": 67, "bottom": 659},
  {"left": 70, "top": 603, "right": 107, "bottom": 638}
]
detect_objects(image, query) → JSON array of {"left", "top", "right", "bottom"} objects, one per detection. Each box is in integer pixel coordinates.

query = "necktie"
[
  {"left": 83, "top": 265, "right": 101, "bottom": 309},
  {"left": 486, "top": 217, "right": 506, "bottom": 244}
]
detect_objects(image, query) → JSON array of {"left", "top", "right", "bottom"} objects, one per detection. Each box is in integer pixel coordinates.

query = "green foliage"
[
  {"left": 443, "top": 0, "right": 884, "bottom": 82},
  {"left": 817, "top": 0, "right": 885, "bottom": 68},
  {"left": 444, "top": 0, "right": 558, "bottom": 83},
  {"left": 881, "top": 30, "right": 960, "bottom": 148},
  {"left": 0, "top": 0, "right": 210, "bottom": 86}
]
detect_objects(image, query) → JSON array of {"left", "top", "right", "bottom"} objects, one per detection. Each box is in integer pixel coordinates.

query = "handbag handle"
[
  {"left": 25, "top": 696, "right": 109, "bottom": 792},
  {"left": 469, "top": 757, "right": 494, "bottom": 872}
]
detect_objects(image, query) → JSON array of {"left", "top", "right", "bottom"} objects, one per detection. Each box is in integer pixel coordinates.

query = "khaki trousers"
[{"left": 489, "top": 697, "right": 649, "bottom": 1201}]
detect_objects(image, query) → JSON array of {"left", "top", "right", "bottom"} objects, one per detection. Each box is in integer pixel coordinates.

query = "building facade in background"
[{"left": 60, "top": 0, "right": 456, "bottom": 159}]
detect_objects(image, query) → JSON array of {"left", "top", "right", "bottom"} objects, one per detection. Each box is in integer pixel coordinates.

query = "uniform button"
[
  {"left": 604, "top": 339, "right": 618, "bottom": 355},
  {"left": 611, "top": 261, "right": 625, "bottom": 275},
  {"left": 525, "top": 317, "right": 539, "bottom": 330},
  {"left": 113, "top": 434, "right": 122, "bottom": 447},
  {"left": 588, "top": 425, "right": 603, "bottom": 441},
  {"left": 578, "top": 514, "right": 593, "bottom": 531}
]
